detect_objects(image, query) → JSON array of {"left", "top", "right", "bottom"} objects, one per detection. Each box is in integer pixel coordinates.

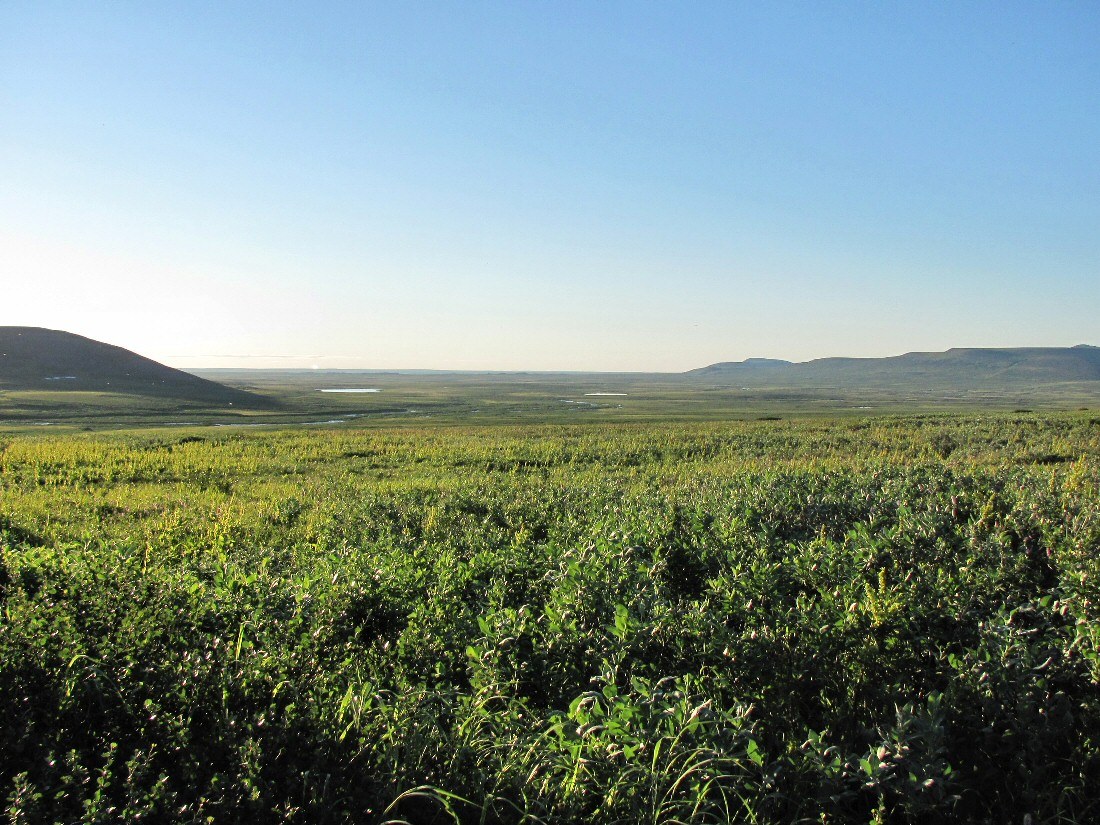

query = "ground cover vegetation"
[
  {"left": 1, "top": 415, "right": 1099, "bottom": 823},
  {"left": 8, "top": 365, "right": 1100, "bottom": 430}
]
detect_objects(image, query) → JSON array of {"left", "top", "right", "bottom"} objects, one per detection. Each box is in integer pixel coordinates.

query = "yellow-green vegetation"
[{"left": 2, "top": 416, "right": 1100, "bottom": 823}]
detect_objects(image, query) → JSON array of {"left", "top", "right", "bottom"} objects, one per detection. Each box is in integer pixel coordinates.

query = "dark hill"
[
  {"left": 0, "top": 327, "right": 267, "bottom": 406},
  {"left": 687, "top": 346, "right": 1100, "bottom": 388}
]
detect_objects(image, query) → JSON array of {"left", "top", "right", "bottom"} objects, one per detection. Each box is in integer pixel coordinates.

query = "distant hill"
[
  {"left": 687, "top": 346, "right": 1100, "bottom": 389},
  {"left": 0, "top": 327, "right": 266, "bottom": 406}
]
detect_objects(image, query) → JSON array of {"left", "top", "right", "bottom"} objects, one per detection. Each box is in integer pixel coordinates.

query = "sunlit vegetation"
[{"left": 2, "top": 415, "right": 1100, "bottom": 822}]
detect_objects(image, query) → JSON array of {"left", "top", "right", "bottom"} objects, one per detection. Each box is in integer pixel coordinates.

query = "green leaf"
[{"left": 747, "top": 738, "right": 764, "bottom": 766}]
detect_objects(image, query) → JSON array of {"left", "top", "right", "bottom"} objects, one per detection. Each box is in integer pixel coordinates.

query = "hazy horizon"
[
  {"left": 178, "top": 341, "right": 1100, "bottom": 373},
  {"left": 3, "top": 3, "right": 1098, "bottom": 371},
  {"left": 5, "top": 325, "right": 1095, "bottom": 375}
]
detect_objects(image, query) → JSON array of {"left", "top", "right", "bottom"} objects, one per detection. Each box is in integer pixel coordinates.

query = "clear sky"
[{"left": 2, "top": 2, "right": 1098, "bottom": 371}]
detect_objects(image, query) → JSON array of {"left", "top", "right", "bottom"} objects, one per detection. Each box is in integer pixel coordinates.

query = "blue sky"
[{"left": 2, "top": 2, "right": 1097, "bottom": 370}]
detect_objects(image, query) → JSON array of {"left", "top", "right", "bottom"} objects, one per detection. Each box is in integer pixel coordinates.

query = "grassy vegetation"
[
  {"left": 4, "top": 368, "right": 1099, "bottom": 431},
  {"left": 2, "top": 414, "right": 1100, "bottom": 822}
]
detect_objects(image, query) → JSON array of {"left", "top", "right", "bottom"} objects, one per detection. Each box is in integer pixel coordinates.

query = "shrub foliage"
[{"left": 2, "top": 416, "right": 1099, "bottom": 823}]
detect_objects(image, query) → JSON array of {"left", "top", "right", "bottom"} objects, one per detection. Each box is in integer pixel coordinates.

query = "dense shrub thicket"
[{"left": 1, "top": 416, "right": 1099, "bottom": 823}]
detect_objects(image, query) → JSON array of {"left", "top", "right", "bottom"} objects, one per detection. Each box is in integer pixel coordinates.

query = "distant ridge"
[
  {"left": 687, "top": 346, "right": 1100, "bottom": 388},
  {"left": 0, "top": 327, "right": 267, "bottom": 406}
]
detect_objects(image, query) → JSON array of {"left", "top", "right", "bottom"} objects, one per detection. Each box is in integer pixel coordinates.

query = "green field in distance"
[{"left": 3, "top": 367, "right": 1100, "bottom": 431}]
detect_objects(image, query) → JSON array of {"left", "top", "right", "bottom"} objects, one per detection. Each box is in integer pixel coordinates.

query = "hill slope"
[
  {"left": 0, "top": 327, "right": 265, "bottom": 406},
  {"left": 687, "top": 346, "right": 1100, "bottom": 388}
]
